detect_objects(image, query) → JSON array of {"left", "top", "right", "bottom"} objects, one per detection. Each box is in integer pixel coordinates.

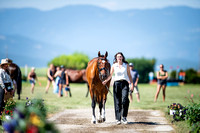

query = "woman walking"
[{"left": 103, "top": 52, "right": 134, "bottom": 125}]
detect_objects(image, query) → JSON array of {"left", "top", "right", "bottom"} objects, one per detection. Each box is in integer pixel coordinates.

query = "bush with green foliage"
[
  {"left": 168, "top": 93, "right": 200, "bottom": 133},
  {"left": 127, "top": 58, "right": 156, "bottom": 83},
  {"left": 48, "top": 52, "right": 89, "bottom": 70},
  {"left": 185, "top": 68, "right": 200, "bottom": 84},
  {"left": 169, "top": 70, "right": 177, "bottom": 80},
  {"left": 184, "top": 95, "right": 200, "bottom": 133}
]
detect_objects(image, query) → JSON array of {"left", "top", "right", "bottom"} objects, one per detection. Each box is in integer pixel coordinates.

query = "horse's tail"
[{"left": 16, "top": 65, "right": 22, "bottom": 95}]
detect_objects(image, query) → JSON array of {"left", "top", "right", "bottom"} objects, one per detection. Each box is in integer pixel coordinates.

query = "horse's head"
[{"left": 97, "top": 51, "right": 110, "bottom": 81}]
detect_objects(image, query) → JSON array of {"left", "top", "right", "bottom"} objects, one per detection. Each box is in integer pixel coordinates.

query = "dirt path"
[{"left": 48, "top": 108, "right": 175, "bottom": 133}]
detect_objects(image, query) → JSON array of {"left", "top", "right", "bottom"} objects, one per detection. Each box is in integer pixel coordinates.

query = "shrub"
[
  {"left": 49, "top": 52, "right": 89, "bottom": 70},
  {"left": 185, "top": 102, "right": 200, "bottom": 132},
  {"left": 184, "top": 92, "right": 200, "bottom": 132}
]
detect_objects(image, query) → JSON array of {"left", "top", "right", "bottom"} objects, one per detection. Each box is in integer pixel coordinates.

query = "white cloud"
[
  {"left": 0, "top": 0, "right": 200, "bottom": 11},
  {"left": 0, "top": 35, "right": 6, "bottom": 40},
  {"left": 99, "top": 2, "right": 118, "bottom": 10},
  {"left": 189, "top": 28, "right": 200, "bottom": 33},
  {"left": 34, "top": 44, "right": 42, "bottom": 50}
]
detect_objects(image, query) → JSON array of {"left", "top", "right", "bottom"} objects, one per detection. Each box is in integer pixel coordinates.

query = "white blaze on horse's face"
[{"left": 98, "top": 58, "right": 108, "bottom": 80}]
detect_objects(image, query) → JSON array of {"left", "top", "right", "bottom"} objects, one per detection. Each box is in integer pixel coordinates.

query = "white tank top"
[{"left": 113, "top": 63, "right": 128, "bottom": 81}]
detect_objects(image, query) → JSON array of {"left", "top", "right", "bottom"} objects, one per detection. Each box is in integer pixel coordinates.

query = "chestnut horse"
[
  {"left": 86, "top": 51, "right": 111, "bottom": 124},
  {"left": 66, "top": 69, "right": 90, "bottom": 97},
  {"left": 7, "top": 63, "right": 22, "bottom": 100}
]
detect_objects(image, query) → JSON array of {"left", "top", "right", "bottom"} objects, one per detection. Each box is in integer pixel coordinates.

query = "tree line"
[{"left": 48, "top": 53, "right": 199, "bottom": 84}]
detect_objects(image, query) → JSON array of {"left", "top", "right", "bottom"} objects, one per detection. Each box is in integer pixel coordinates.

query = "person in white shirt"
[
  {"left": 0, "top": 58, "right": 14, "bottom": 114},
  {"left": 103, "top": 52, "right": 134, "bottom": 125}
]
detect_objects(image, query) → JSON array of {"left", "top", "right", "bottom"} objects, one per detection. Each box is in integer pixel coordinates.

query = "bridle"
[
  {"left": 97, "top": 58, "right": 109, "bottom": 81},
  {"left": 97, "top": 57, "right": 113, "bottom": 96}
]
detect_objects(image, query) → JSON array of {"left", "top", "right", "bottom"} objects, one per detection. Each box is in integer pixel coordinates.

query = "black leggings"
[
  {"left": 113, "top": 80, "right": 130, "bottom": 121},
  {"left": 0, "top": 88, "right": 5, "bottom": 115}
]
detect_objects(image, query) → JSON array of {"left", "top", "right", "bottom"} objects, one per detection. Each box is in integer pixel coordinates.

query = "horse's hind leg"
[
  {"left": 91, "top": 97, "right": 96, "bottom": 124},
  {"left": 85, "top": 83, "right": 89, "bottom": 97}
]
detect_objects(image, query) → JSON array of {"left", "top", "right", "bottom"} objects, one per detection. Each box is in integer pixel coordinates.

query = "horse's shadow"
[{"left": 128, "top": 122, "right": 160, "bottom": 125}]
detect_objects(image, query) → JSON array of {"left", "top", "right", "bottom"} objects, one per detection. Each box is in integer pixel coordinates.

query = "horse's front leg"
[
  {"left": 98, "top": 101, "right": 103, "bottom": 123},
  {"left": 102, "top": 99, "right": 106, "bottom": 122},
  {"left": 91, "top": 97, "right": 96, "bottom": 124}
]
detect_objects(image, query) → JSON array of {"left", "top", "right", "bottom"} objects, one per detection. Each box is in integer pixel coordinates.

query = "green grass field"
[
  {"left": 17, "top": 78, "right": 200, "bottom": 112},
  {"left": 4, "top": 77, "right": 200, "bottom": 132}
]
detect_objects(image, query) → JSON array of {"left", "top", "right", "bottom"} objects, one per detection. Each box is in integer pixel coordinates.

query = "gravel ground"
[{"left": 48, "top": 108, "right": 175, "bottom": 133}]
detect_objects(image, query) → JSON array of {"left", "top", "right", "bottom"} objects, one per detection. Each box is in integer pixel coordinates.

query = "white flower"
[{"left": 5, "top": 115, "right": 11, "bottom": 120}]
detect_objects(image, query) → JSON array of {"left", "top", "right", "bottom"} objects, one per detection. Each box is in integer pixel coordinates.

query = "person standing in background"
[
  {"left": 28, "top": 67, "right": 41, "bottom": 94},
  {"left": 53, "top": 66, "right": 62, "bottom": 94},
  {"left": 0, "top": 58, "right": 14, "bottom": 114},
  {"left": 45, "top": 64, "right": 55, "bottom": 93},
  {"left": 59, "top": 65, "right": 71, "bottom": 97},
  {"left": 129, "top": 63, "right": 140, "bottom": 103},
  {"left": 154, "top": 64, "right": 168, "bottom": 102}
]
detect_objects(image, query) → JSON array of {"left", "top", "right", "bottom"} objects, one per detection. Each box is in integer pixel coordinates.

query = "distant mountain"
[
  {"left": 156, "top": 58, "right": 199, "bottom": 71},
  {"left": 0, "top": 5, "right": 199, "bottom": 69},
  {"left": 0, "top": 35, "right": 72, "bottom": 67}
]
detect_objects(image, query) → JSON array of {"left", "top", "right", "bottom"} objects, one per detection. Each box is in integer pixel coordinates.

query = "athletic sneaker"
[
  {"left": 122, "top": 117, "right": 128, "bottom": 124},
  {"left": 116, "top": 120, "right": 121, "bottom": 125}
]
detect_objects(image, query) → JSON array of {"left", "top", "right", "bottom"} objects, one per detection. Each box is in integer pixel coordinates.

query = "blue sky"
[
  {"left": 0, "top": 0, "right": 199, "bottom": 69},
  {"left": 0, "top": 0, "right": 200, "bottom": 11}
]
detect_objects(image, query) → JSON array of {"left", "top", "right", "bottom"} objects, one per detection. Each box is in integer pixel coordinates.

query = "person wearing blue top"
[
  {"left": 103, "top": 52, "right": 134, "bottom": 125},
  {"left": 129, "top": 63, "right": 140, "bottom": 103}
]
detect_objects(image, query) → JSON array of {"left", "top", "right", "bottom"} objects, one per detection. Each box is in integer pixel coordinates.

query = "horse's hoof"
[
  {"left": 91, "top": 120, "right": 96, "bottom": 124},
  {"left": 103, "top": 118, "right": 106, "bottom": 122},
  {"left": 97, "top": 119, "right": 101, "bottom": 123}
]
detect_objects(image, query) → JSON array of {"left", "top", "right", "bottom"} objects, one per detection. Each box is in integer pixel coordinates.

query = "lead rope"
[{"left": 98, "top": 72, "right": 113, "bottom": 97}]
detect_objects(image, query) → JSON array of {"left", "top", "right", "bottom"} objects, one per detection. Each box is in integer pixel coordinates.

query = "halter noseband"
[{"left": 97, "top": 58, "right": 109, "bottom": 81}]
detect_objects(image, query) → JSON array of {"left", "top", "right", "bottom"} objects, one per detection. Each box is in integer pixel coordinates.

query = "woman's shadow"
[{"left": 128, "top": 122, "right": 161, "bottom": 125}]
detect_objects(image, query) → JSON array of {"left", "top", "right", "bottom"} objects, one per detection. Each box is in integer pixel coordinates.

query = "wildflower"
[
  {"left": 5, "top": 115, "right": 11, "bottom": 120},
  {"left": 3, "top": 122, "right": 15, "bottom": 133},
  {"left": 29, "top": 113, "right": 44, "bottom": 127},
  {"left": 191, "top": 94, "right": 194, "bottom": 98},
  {"left": 26, "top": 125, "right": 38, "bottom": 133}
]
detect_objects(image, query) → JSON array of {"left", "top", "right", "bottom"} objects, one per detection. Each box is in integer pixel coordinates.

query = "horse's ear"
[
  {"left": 98, "top": 51, "right": 101, "bottom": 57},
  {"left": 105, "top": 51, "right": 108, "bottom": 58}
]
